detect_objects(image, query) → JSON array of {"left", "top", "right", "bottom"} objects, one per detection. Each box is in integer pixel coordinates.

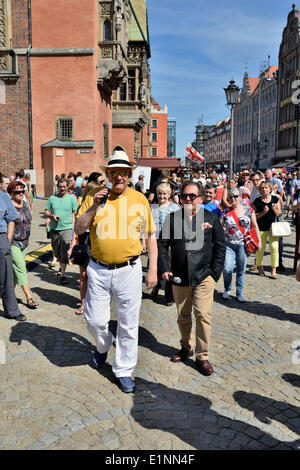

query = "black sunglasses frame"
[{"left": 181, "top": 193, "right": 200, "bottom": 201}]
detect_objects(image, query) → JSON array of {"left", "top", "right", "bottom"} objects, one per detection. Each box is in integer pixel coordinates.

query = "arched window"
[{"left": 104, "top": 21, "right": 111, "bottom": 40}]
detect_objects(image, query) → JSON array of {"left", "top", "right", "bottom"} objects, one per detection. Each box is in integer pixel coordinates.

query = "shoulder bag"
[
  {"left": 69, "top": 233, "right": 90, "bottom": 267},
  {"left": 229, "top": 210, "right": 259, "bottom": 255},
  {"left": 270, "top": 220, "right": 291, "bottom": 237}
]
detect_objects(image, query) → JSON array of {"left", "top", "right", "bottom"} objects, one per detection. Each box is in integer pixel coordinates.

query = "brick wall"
[{"left": 0, "top": 0, "right": 30, "bottom": 175}]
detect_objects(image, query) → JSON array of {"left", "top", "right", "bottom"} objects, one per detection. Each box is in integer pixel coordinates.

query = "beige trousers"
[{"left": 172, "top": 275, "right": 215, "bottom": 361}]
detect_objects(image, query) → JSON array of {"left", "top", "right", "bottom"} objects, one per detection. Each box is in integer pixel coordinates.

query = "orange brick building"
[
  {"left": 30, "top": 0, "right": 110, "bottom": 196},
  {"left": 149, "top": 96, "right": 168, "bottom": 159},
  {"left": 1, "top": 1, "right": 152, "bottom": 196}
]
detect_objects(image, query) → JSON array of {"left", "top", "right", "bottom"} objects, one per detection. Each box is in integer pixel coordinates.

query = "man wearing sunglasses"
[
  {"left": 75, "top": 149, "right": 157, "bottom": 393},
  {"left": 158, "top": 181, "right": 225, "bottom": 376}
]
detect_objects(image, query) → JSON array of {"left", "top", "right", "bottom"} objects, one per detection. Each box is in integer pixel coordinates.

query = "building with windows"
[
  {"left": 0, "top": 0, "right": 151, "bottom": 196},
  {"left": 148, "top": 96, "right": 167, "bottom": 158},
  {"left": 234, "top": 66, "right": 277, "bottom": 171},
  {"left": 191, "top": 124, "right": 215, "bottom": 169},
  {"left": 252, "top": 67, "right": 278, "bottom": 170},
  {"left": 275, "top": 4, "right": 300, "bottom": 165},
  {"left": 167, "top": 118, "right": 176, "bottom": 157},
  {"left": 205, "top": 118, "right": 231, "bottom": 169},
  {"left": 112, "top": 0, "right": 151, "bottom": 163}
]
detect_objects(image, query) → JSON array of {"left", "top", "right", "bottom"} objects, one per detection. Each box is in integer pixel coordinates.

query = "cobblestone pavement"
[{"left": 0, "top": 198, "right": 299, "bottom": 450}]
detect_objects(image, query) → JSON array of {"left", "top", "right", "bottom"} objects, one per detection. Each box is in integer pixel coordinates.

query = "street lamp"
[{"left": 224, "top": 79, "right": 240, "bottom": 178}]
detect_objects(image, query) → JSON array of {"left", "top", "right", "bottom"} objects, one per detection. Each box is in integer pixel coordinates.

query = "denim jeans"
[{"left": 223, "top": 242, "right": 248, "bottom": 296}]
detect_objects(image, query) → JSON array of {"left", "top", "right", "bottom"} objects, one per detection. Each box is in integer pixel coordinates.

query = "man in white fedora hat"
[{"left": 75, "top": 148, "right": 157, "bottom": 393}]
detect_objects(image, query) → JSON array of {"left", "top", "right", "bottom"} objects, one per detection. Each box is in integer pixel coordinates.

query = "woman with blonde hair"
[
  {"left": 253, "top": 181, "right": 282, "bottom": 279},
  {"left": 150, "top": 182, "right": 180, "bottom": 305}
]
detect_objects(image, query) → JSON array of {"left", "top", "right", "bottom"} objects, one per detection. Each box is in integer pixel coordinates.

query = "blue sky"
[{"left": 147, "top": 0, "right": 292, "bottom": 159}]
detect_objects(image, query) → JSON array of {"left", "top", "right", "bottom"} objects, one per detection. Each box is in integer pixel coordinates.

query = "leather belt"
[{"left": 91, "top": 255, "right": 139, "bottom": 270}]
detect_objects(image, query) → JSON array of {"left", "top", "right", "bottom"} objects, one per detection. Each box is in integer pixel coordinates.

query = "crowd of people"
[{"left": 0, "top": 158, "right": 300, "bottom": 394}]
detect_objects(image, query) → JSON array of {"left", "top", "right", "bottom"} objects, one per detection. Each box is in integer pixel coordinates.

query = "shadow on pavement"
[
  {"left": 129, "top": 378, "right": 298, "bottom": 450},
  {"left": 233, "top": 390, "right": 300, "bottom": 442},
  {"left": 27, "top": 261, "right": 80, "bottom": 291},
  {"left": 31, "top": 286, "right": 79, "bottom": 308},
  {"left": 214, "top": 292, "right": 300, "bottom": 326},
  {"left": 282, "top": 373, "right": 300, "bottom": 388},
  {"left": 108, "top": 320, "right": 178, "bottom": 359},
  {"left": 9, "top": 321, "right": 94, "bottom": 367}
]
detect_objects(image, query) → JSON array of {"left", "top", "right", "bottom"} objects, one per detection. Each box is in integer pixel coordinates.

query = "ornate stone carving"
[
  {"left": 128, "top": 45, "right": 142, "bottom": 64},
  {"left": 101, "top": 46, "right": 113, "bottom": 58},
  {"left": 98, "top": 59, "right": 127, "bottom": 95},
  {"left": 100, "top": 2, "right": 111, "bottom": 17},
  {"left": 139, "top": 80, "right": 146, "bottom": 104},
  {"left": 115, "top": 0, "right": 122, "bottom": 32},
  {"left": 0, "top": 0, "right": 8, "bottom": 71}
]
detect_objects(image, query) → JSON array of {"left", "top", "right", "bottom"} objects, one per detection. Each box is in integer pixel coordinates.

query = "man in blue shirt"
[
  {"left": 201, "top": 183, "right": 222, "bottom": 217},
  {"left": 264, "top": 169, "right": 283, "bottom": 193},
  {"left": 0, "top": 191, "right": 26, "bottom": 321}
]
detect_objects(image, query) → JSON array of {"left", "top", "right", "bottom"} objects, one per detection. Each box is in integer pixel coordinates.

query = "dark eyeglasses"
[
  {"left": 228, "top": 195, "right": 239, "bottom": 200},
  {"left": 98, "top": 180, "right": 105, "bottom": 184},
  {"left": 14, "top": 190, "right": 25, "bottom": 194},
  {"left": 109, "top": 170, "right": 130, "bottom": 177},
  {"left": 181, "top": 193, "right": 199, "bottom": 201}
]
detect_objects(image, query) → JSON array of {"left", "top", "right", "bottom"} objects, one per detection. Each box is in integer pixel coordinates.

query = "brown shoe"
[
  {"left": 195, "top": 359, "right": 214, "bottom": 376},
  {"left": 171, "top": 347, "right": 193, "bottom": 363}
]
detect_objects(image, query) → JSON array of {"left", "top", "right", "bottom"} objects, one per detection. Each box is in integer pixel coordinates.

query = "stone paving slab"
[{"left": 0, "top": 198, "right": 299, "bottom": 450}]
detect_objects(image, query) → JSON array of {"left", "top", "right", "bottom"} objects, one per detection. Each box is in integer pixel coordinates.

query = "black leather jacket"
[{"left": 157, "top": 208, "right": 225, "bottom": 287}]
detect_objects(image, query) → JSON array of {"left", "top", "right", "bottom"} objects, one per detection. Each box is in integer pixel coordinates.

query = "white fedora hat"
[{"left": 101, "top": 149, "right": 136, "bottom": 170}]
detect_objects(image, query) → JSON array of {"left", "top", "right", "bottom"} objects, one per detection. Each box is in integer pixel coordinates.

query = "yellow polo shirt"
[{"left": 77, "top": 187, "right": 156, "bottom": 264}]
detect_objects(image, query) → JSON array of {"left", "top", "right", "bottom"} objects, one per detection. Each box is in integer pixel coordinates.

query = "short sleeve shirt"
[
  {"left": 201, "top": 201, "right": 222, "bottom": 217},
  {"left": 253, "top": 195, "right": 278, "bottom": 231},
  {"left": 77, "top": 187, "right": 156, "bottom": 264},
  {"left": 45, "top": 194, "right": 77, "bottom": 231},
  {"left": 222, "top": 204, "right": 254, "bottom": 245},
  {"left": 0, "top": 191, "right": 19, "bottom": 232}
]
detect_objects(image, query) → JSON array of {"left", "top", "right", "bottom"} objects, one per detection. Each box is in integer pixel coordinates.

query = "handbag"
[
  {"left": 70, "top": 234, "right": 90, "bottom": 267},
  {"left": 229, "top": 210, "right": 259, "bottom": 255},
  {"left": 270, "top": 221, "right": 291, "bottom": 237}
]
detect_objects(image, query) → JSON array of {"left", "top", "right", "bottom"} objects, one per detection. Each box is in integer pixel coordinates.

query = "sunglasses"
[
  {"left": 98, "top": 179, "right": 105, "bottom": 184},
  {"left": 181, "top": 193, "right": 199, "bottom": 201},
  {"left": 228, "top": 195, "right": 239, "bottom": 199},
  {"left": 109, "top": 170, "right": 131, "bottom": 177},
  {"left": 14, "top": 190, "right": 25, "bottom": 194}
]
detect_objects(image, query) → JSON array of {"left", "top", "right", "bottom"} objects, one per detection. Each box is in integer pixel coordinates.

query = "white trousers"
[{"left": 84, "top": 258, "right": 142, "bottom": 377}]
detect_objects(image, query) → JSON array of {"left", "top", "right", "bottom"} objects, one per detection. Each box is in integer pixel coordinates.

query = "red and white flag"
[{"left": 186, "top": 143, "right": 204, "bottom": 162}]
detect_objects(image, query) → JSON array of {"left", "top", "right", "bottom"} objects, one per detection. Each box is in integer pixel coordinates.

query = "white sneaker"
[{"left": 222, "top": 291, "right": 230, "bottom": 300}]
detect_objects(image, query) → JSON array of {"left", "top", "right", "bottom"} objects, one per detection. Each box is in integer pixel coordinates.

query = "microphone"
[
  {"left": 169, "top": 274, "right": 181, "bottom": 284},
  {"left": 100, "top": 182, "right": 113, "bottom": 208}
]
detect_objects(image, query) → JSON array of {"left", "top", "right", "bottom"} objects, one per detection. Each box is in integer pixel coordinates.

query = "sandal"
[
  {"left": 26, "top": 298, "right": 38, "bottom": 309},
  {"left": 258, "top": 268, "right": 265, "bottom": 277},
  {"left": 75, "top": 308, "right": 84, "bottom": 315}
]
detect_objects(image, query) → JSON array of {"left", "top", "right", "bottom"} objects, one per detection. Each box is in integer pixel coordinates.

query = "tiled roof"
[
  {"left": 248, "top": 77, "right": 260, "bottom": 94},
  {"left": 151, "top": 95, "right": 161, "bottom": 111},
  {"left": 251, "top": 65, "right": 278, "bottom": 94}
]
